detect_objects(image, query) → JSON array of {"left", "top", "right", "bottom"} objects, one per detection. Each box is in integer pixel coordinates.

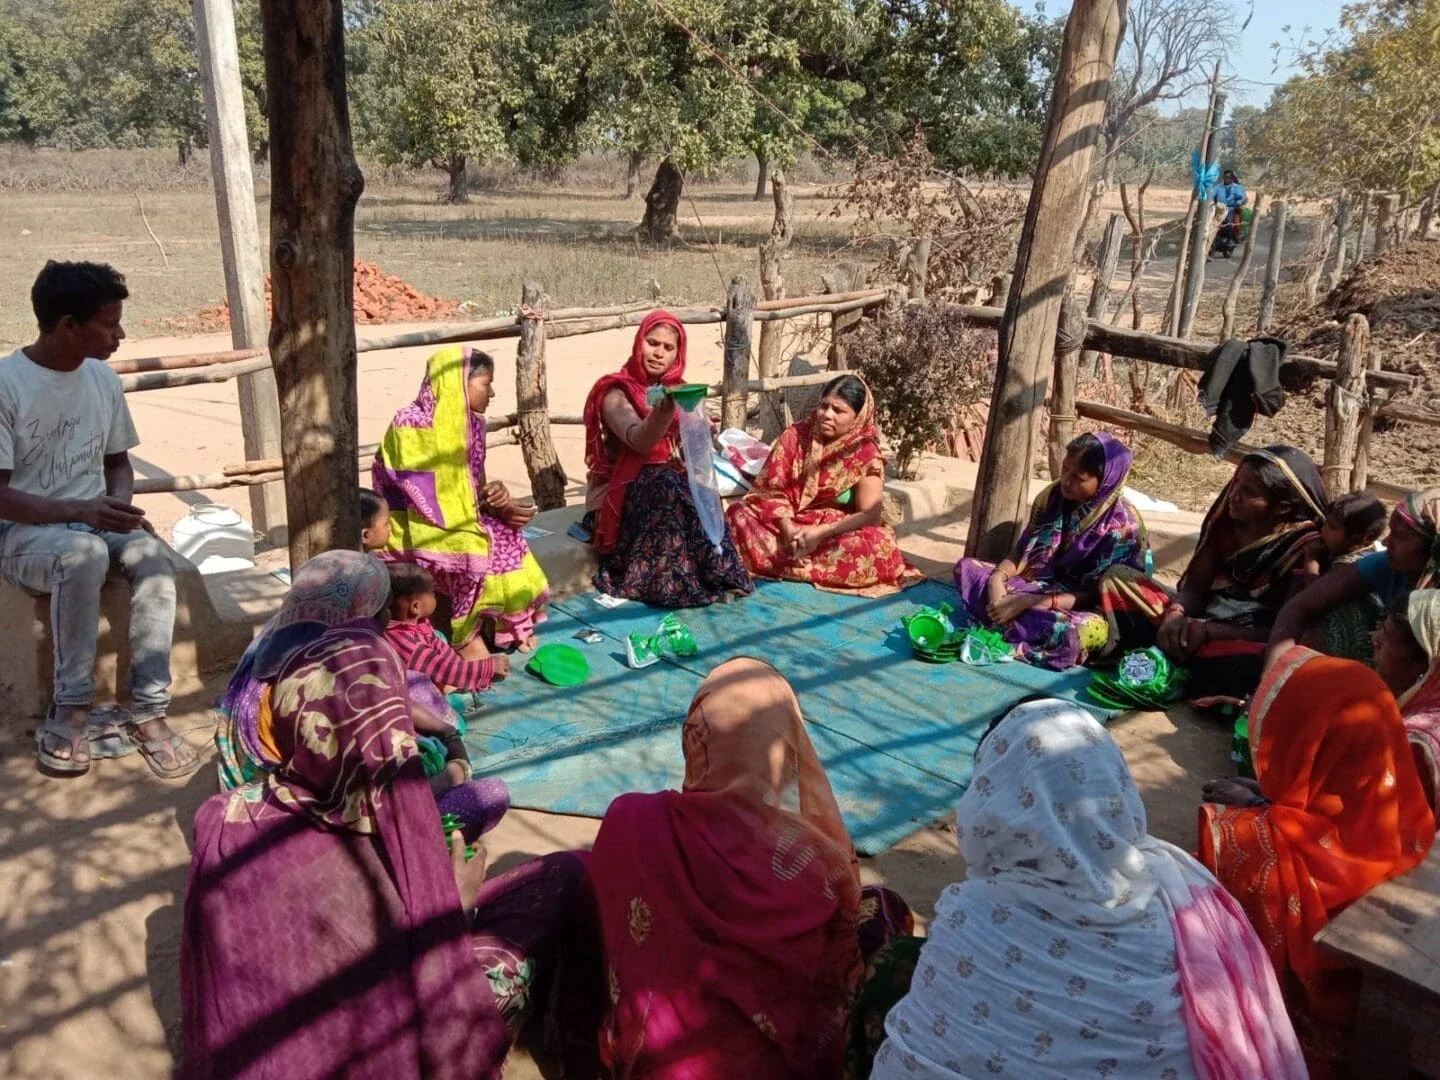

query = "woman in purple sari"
[
  {"left": 954, "top": 432, "right": 1148, "bottom": 669},
  {"left": 181, "top": 621, "right": 602, "bottom": 1080}
]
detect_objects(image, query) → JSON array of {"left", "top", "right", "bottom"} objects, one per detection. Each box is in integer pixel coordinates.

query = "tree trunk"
[
  {"left": 1418, "top": 178, "right": 1440, "bottom": 239},
  {"left": 1257, "top": 199, "right": 1288, "bottom": 332},
  {"left": 515, "top": 281, "right": 567, "bottom": 509},
  {"left": 259, "top": 0, "right": 366, "bottom": 564},
  {"left": 757, "top": 169, "right": 794, "bottom": 437},
  {"left": 1374, "top": 194, "right": 1399, "bottom": 256},
  {"left": 1080, "top": 211, "right": 1124, "bottom": 376},
  {"left": 178, "top": 140, "right": 192, "bottom": 166},
  {"left": 639, "top": 158, "right": 683, "bottom": 244},
  {"left": 1220, "top": 191, "right": 1264, "bottom": 340},
  {"left": 967, "top": 0, "right": 1124, "bottom": 562},
  {"left": 1323, "top": 195, "right": 1351, "bottom": 292},
  {"left": 753, "top": 150, "right": 769, "bottom": 201},
  {"left": 1049, "top": 293, "right": 1085, "bottom": 478},
  {"left": 623, "top": 148, "right": 643, "bottom": 200},
  {"left": 252, "top": 138, "right": 270, "bottom": 166},
  {"left": 445, "top": 155, "right": 469, "bottom": 204}
]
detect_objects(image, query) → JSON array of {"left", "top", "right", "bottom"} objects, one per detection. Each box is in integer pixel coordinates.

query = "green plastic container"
[{"left": 1230, "top": 714, "right": 1255, "bottom": 779}]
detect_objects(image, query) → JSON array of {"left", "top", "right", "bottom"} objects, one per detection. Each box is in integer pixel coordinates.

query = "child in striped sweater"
[{"left": 384, "top": 561, "right": 511, "bottom": 691}]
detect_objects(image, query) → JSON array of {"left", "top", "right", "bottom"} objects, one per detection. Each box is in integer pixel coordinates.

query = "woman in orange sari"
[
  {"left": 1199, "top": 647, "right": 1436, "bottom": 1075},
  {"left": 726, "top": 374, "right": 921, "bottom": 595}
]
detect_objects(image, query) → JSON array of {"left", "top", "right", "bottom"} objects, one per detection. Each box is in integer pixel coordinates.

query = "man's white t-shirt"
[{"left": 0, "top": 348, "right": 139, "bottom": 504}]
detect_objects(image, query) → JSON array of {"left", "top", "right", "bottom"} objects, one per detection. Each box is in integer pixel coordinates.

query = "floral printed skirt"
[{"left": 594, "top": 464, "right": 753, "bottom": 608}]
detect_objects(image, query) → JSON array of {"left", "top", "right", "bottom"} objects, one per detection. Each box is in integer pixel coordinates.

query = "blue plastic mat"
[{"left": 464, "top": 580, "right": 1111, "bottom": 853}]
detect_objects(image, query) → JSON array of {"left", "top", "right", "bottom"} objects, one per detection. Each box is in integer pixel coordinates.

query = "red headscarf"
[{"left": 582, "top": 311, "right": 688, "bottom": 553}]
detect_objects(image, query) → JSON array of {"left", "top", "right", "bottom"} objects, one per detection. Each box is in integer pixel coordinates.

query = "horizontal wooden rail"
[
  {"left": 121, "top": 354, "right": 274, "bottom": 393},
  {"left": 133, "top": 415, "right": 585, "bottom": 495},
  {"left": 108, "top": 348, "right": 264, "bottom": 375},
  {"left": 1076, "top": 399, "right": 1410, "bottom": 501},
  {"left": 1375, "top": 400, "right": 1440, "bottom": 429}
]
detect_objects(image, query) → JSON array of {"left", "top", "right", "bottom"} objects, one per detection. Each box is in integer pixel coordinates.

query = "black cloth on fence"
[{"left": 1197, "top": 336, "right": 1288, "bottom": 456}]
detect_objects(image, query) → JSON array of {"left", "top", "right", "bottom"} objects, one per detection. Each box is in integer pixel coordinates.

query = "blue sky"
[{"left": 1223, "top": 0, "right": 1349, "bottom": 108}]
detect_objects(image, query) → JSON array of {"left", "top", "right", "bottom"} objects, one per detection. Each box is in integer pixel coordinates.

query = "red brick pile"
[{"left": 190, "top": 260, "right": 457, "bottom": 330}]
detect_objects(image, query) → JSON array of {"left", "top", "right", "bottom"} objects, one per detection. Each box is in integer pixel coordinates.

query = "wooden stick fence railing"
[{"left": 117, "top": 271, "right": 1434, "bottom": 507}]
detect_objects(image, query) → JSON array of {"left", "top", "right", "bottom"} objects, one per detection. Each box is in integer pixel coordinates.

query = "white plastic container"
[{"left": 171, "top": 503, "right": 256, "bottom": 571}]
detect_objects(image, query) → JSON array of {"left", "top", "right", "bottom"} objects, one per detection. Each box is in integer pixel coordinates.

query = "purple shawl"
[
  {"left": 181, "top": 622, "right": 509, "bottom": 1080},
  {"left": 1015, "top": 431, "right": 1146, "bottom": 588}
]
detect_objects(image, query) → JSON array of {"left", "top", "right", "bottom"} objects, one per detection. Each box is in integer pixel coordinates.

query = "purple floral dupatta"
[{"left": 1014, "top": 431, "right": 1147, "bottom": 589}]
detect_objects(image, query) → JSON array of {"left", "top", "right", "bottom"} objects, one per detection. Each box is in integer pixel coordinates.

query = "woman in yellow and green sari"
[{"left": 374, "top": 347, "right": 549, "bottom": 652}]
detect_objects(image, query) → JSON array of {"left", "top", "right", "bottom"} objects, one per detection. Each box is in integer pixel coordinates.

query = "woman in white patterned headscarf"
[{"left": 871, "top": 699, "right": 1306, "bottom": 1080}]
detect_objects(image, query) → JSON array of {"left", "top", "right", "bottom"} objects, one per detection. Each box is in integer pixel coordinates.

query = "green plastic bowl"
[
  {"left": 906, "top": 613, "right": 950, "bottom": 650},
  {"left": 665, "top": 382, "right": 709, "bottom": 411},
  {"left": 526, "top": 643, "right": 591, "bottom": 687}
]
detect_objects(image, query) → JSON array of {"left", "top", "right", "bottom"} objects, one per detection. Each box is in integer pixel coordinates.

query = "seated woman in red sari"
[
  {"left": 588, "top": 658, "right": 912, "bottom": 1079},
  {"left": 954, "top": 431, "right": 1147, "bottom": 669},
  {"left": 1199, "top": 648, "right": 1435, "bottom": 1074},
  {"left": 727, "top": 374, "right": 922, "bottom": 595},
  {"left": 1099, "top": 444, "right": 1325, "bottom": 700},
  {"left": 582, "top": 311, "right": 753, "bottom": 608}
]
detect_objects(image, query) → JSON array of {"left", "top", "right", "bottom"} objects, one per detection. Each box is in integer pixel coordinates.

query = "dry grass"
[{"left": 0, "top": 151, "right": 858, "bottom": 347}]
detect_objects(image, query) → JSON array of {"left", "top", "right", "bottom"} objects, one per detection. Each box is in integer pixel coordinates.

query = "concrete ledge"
[{"left": 1, "top": 542, "right": 259, "bottom": 722}]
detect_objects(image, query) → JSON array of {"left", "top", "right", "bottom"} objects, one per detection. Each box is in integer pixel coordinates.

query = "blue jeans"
[{"left": 0, "top": 522, "right": 175, "bottom": 718}]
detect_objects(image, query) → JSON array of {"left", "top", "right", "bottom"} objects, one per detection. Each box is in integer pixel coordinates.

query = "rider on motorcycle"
[{"left": 1209, "top": 170, "right": 1247, "bottom": 258}]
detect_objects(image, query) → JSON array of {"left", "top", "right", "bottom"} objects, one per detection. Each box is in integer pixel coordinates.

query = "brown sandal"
[
  {"left": 36, "top": 714, "right": 91, "bottom": 776},
  {"left": 126, "top": 723, "right": 203, "bottom": 780}
]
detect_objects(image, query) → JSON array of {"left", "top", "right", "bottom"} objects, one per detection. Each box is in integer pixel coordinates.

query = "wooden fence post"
[
  {"left": 515, "top": 281, "right": 567, "bottom": 510},
  {"left": 1257, "top": 199, "right": 1288, "bottom": 332},
  {"left": 1375, "top": 194, "right": 1399, "bottom": 255},
  {"left": 1322, "top": 314, "right": 1370, "bottom": 494},
  {"left": 821, "top": 262, "right": 867, "bottom": 369},
  {"left": 1049, "top": 295, "right": 1086, "bottom": 478},
  {"left": 968, "top": 0, "right": 1123, "bottom": 561},
  {"left": 1303, "top": 206, "right": 1334, "bottom": 304},
  {"left": 1353, "top": 331, "right": 1385, "bottom": 492},
  {"left": 1220, "top": 191, "right": 1264, "bottom": 340},
  {"left": 1354, "top": 190, "right": 1372, "bottom": 263},
  {"left": 722, "top": 277, "right": 756, "bottom": 431},
  {"left": 905, "top": 235, "right": 933, "bottom": 301},
  {"left": 757, "top": 169, "right": 794, "bottom": 436},
  {"left": 1177, "top": 70, "right": 1224, "bottom": 339},
  {"left": 194, "top": 0, "right": 287, "bottom": 542},
  {"left": 987, "top": 273, "right": 1013, "bottom": 307},
  {"left": 1323, "top": 195, "right": 1351, "bottom": 292},
  {"left": 1081, "top": 211, "right": 1124, "bottom": 376},
  {"left": 259, "top": 0, "right": 365, "bottom": 564}
]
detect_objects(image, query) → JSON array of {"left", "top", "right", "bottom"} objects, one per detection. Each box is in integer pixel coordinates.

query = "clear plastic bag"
[{"left": 676, "top": 403, "right": 726, "bottom": 553}]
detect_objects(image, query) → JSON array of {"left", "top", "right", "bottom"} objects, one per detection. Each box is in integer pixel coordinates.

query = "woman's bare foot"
[{"left": 515, "top": 635, "right": 539, "bottom": 654}]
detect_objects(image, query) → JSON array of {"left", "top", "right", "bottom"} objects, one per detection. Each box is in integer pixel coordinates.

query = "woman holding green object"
[{"left": 582, "top": 311, "right": 753, "bottom": 607}]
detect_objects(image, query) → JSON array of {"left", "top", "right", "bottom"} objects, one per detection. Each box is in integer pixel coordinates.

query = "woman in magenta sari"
[
  {"left": 587, "top": 658, "right": 911, "bottom": 1079},
  {"left": 954, "top": 432, "right": 1147, "bottom": 669},
  {"left": 180, "top": 622, "right": 602, "bottom": 1079}
]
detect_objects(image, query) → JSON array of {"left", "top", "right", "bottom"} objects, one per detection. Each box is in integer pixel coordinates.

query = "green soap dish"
[
  {"left": 526, "top": 643, "right": 591, "bottom": 687},
  {"left": 665, "top": 382, "right": 709, "bottom": 411}
]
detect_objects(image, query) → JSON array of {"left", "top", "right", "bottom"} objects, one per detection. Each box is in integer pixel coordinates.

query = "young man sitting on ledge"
[{"left": 0, "top": 260, "right": 200, "bottom": 778}]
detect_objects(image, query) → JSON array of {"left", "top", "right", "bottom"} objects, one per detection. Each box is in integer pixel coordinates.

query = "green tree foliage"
[
  {"left": 0, "top": 0, "right": 269, "bottom": 160},
  {"left": 842, "top": 0, "right": 1063, "bottom": 177},
  {"left": 1250, "top": 0, "right": 1440, "bottom": 197},
  {"left": 349, "top": 0, "right": 521, "bottom": 202}
]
